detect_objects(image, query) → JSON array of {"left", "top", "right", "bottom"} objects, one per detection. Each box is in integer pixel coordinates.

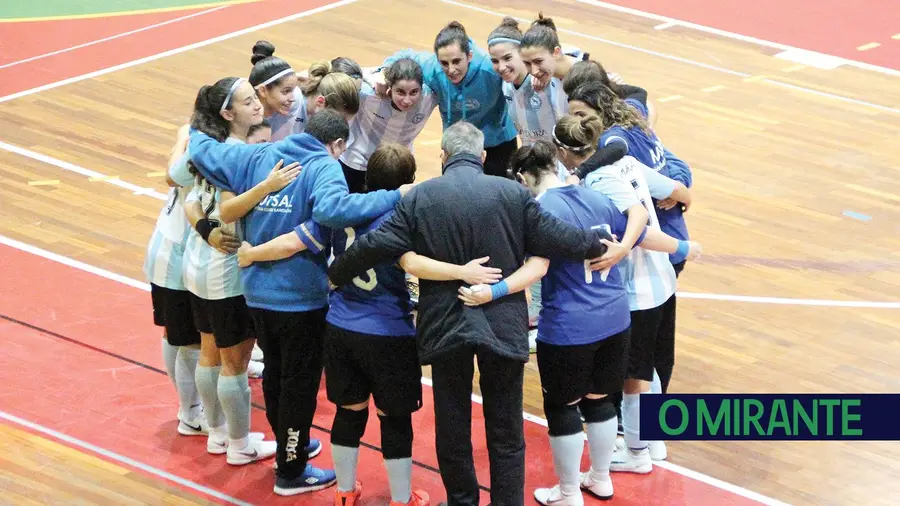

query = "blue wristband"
[
  {"left": 675, "top": 240, "right": 690, "bottom": 258},
  {"left": 489, "top": 280, "right": 509, "bottom": 301}
]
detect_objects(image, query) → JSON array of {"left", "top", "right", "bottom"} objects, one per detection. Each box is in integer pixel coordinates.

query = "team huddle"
[{"left": 144, "top": 12, "right": 701, "bottom": 506}]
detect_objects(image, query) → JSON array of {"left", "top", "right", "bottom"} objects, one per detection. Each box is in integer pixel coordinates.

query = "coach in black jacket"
[{"left": 328, "top": 122, "right": 608, "bottom": 506}]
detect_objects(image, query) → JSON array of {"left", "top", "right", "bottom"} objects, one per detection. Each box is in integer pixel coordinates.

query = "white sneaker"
[
  {"left": 247, "top": 360, "right": 264, "bottom": 379},
  {"left": 177, "top": 414, "right": 209, "bottom": 436},
  {"left": 649, "top": 440, "right": 667, "bottom": 461},
  {"left": 610, "top": 447, "right": 652, "bottom": 474},
  {"left": 227, "top": 437, "right": 277, "bottom": 465},
  {"left": 534, "top": 485, "right": 584, "bottom": 506},
  {"left": 251, "top": 343, "right": 264, "bottom": 362},
  {"left": 208, "top": 431, "right": 265, "bottom": 455},
  {"left": 580, "top": 471, "right": 613, "bottom": 500}
]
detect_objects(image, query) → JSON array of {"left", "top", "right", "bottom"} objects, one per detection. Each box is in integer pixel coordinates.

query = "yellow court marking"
[
  {"left": 145, "top": 171, "right": 167, "bottom": 177},
  {"left": 88, "top": 176, "right": 121, "bottom": 182},
  {"left": 844, "top": 184, "right": 900, "bottom": 203},
  {"left": 892, "top": 33, "right": 900, "bottom": 40},
  {"left": 657, "top": 95, "right": 683, "bottom": 103},
  {"left": 0, "top": 0, "right": 260, "bottom": 23},
  {"left": 742, "top": 75, "right": 767, "bottom": 83},
  {"left": 27, "top": 180, "right": 60, "bottom": 186},
  {"left": 782, "top": 64, "right": 806, "bottom": 72},
  {"left": 856, "top": 42, "right": 881, "bottom": 51},
  {"left": 700, "top": 85, "right": 727, "bottom": 93}
]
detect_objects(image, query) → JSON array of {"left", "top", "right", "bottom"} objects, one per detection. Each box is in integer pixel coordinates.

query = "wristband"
[
  {"left": 489, "top": 280, "right": 509, "bottom": 301},
  {"left": 195, "top": 218, "right": 218, "bottom": 243},
  {"left": 675, "top": 240, "right": 690, "bottom": 258}
]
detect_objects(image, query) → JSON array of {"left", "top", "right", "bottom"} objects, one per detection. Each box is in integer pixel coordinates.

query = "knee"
[
  {"left": 378, "top": 413, "right": 413, "bottom": 460},
  {"left": 331, "top": 406, "right": 369, "bottom": 448},
  {"left": 578, "top": 396, "right": 616, "bottom": 424},
  {"left": 543, "top": 398, "right": 583, "bottom": 437}
]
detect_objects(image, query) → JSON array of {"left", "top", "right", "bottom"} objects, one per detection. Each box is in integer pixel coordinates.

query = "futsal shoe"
[
  {"left": 534, "top": 485, "right": 584, "bottom": 506},
  {"left": 247, "top": 360, "right": 264, "bottom": 379},
  {"left": 580, "top": 471, "right": 614, "bottom": 500},
  {"left": 208, "top": 431, "right": 265, "bottom": 455},
  {"left": 177, "top": 413, "right": 209, "bottom": 436},
  {"left": 274, "top": 464, "right": 337, "bottom": 496},
  {"left": 391, "top": 489, "right": 430, "bottom": 506},
  {"left": 609, "top": 447, "right": 652, "bottom": 474},
  {"left": 649, "top": 440, "right": 667, "bottom": 461},
  {"left": 227, "top": 436, "right": 277, "bottom": 465},
  {"left": 252, "top": 343, "right": 264, "bottom": 362},
  {"left": 334, "top": 481, "right": 362, "bottom": 506}
]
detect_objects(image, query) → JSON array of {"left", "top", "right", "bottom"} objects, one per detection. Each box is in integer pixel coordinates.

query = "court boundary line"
[
  {"left": 0, "top": 410, "right": 254, "bottom": 506},
  {"left": 573, "top": 0, "right": 900, "bottom": 77},
  {"left": 0, "top": 0, "right": 260, "bottom": 23},
  {"left": 0, "top": 0, "right": 359, "bottom": 104},
  {"left": 0, "top": 234, "right": 829, "bottom": 506},
  {"left": 440, "top": 0, "right": 900, "bottom": 115},
  {"left": 0, "top": 5, "right": 232, "bottom": 70}
]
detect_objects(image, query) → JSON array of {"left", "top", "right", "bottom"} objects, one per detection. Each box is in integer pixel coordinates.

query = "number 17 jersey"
[{"left": 327, "top": 210, "right": 416, "bottom": 337}]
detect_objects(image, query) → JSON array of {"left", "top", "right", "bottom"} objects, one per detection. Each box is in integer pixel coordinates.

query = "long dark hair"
[{"left": 190, "top": 77, "right": 241, "bottom": 142}]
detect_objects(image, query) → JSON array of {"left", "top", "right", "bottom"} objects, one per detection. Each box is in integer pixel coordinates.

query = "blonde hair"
[
  {"left": 554, "top": 114, "right": 603, "bottom": 153},
  {"left": 302, "top": 61, "right": 360, "bottom": 115}
]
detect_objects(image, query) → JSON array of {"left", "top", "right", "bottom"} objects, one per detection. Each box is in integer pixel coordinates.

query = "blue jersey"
[
  {"left": 536, "top": 185, "right": 633, "bottom": 346},
  {"left": 327, "top": 210, "right": 415, "bottom": 337}
]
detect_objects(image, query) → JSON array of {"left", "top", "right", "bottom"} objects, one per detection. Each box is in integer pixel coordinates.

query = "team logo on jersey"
[
  {"left": 528, "top": 94, "right": 543, "bottom": 110},
  {"left": 258, "top": 193, "right": 293, "bottom": 214},
  {"left": 454, "top": 98, "right": 480, "bottom": 111},
  {"left": 411, "top": 113, "right": 425, "bottom": 124}
]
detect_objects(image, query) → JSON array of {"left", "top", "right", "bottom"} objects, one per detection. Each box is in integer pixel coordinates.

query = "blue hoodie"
[
  {"left": 384, "top": 40, "right": 516, "bottom": 148},
  {"left": 188, "top": 131, "right": 401, "bottom": 312}
]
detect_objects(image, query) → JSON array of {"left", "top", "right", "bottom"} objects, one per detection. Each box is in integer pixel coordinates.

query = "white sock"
[
  {"left": 384, "top": 458, "right": 412, "bottom": 504},
  {"left": 161, "top": 338, "right": 178, "bottom": 389},
  {"left": 549, "top": 432, "right": 584, "bottom": 496},
  {"left": 175, "top": 347, "right": 201, "bottom": 420},
  {"left": 650, "top": 370, "right": 662, "bottom": 394},
  {"left": 585, "top": 417, "right": 617, "bottom": 481},
  {"left": 622, "top": 393, "right": 646, "bottom": 451},
  {"left": 195, "top": 365, "right": 224, "bottom": 428},
  {"left": 218, "top": 373, "right": 251, "bottom": 441},
  {"left": 332, "top": 444, "right": 359, "bottom": 492}
]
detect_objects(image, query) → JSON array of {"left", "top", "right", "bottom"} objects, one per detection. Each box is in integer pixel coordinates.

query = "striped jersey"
[
  {"left": 182, "top": 137, "right": 244, "bottom": 300},
  {"left": 503, "top": 75, "right": 568, "bottom": 147},
  {"left": 144, "top": 187, "right": 192, "bottom": 290},
  {"left": 269, "top": 87, "right": 308, "bottom": 141},
  {"left": 340, "top": 86, "right": 437, "bottom": 171},
  {"left": 584, "top": 156, "right": 676, "bottom": 311}
]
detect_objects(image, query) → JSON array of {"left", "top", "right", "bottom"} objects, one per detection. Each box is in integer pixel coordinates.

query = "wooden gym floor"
[{"left": 0, "top": 0, "right": 898, "bottom": 504}]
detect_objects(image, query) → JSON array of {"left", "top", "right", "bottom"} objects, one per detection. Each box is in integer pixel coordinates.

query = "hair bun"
[
  {"left": 533, "top": 12, "right": 557, "bottom": 30},
  {"left": 500, "top": 17, "right": 519, "bottom": 29},
  {"left": 446, "top": 20, "right": 467, "bottom": 32},
  {"left": 250, "top": 40, "right": 275, "bottom": 65}
]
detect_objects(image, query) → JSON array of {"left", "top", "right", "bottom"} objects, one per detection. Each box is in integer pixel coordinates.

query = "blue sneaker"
[
  {"left": 273, "top": 464, "right": 336, "bottom": 496},
  {"left": 305, "top": 438, "right": 322, "bottom": 459}
]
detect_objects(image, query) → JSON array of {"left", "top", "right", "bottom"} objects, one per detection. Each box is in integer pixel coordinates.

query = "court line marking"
[
  {"left": 0, "top": 236, "right": 789, "bottom": 506},
  {"left": 0, "top": 0, "right": 359, "bottom": 104},
  {"left": 0, "top": 5, "right": 231, "bottom": 70},
  {"left": 440, "top": 0, "right": 900, "bottom": 115},
  {"left": 0, "top": 0, "right": 260, "bottom": 23},
  {"left": 0, "top": 411, "right": 254, "bottom": 506},
  {"left": 573, "top": 0, "right": 900, "bottom": 77}
]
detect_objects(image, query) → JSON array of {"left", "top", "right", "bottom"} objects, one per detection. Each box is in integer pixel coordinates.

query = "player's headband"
[{"left": 220, "top": 78, "right": 246, "bottom": 114}]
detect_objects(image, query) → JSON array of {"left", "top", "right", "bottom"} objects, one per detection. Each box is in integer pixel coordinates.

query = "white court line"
[
  {"left": 1, "top": 235, "right": 790, "bottom": 506},
  {"left": 0, "top": 410, "right": 254, "bottom": 506},
  {"left": 574, "top": 0, "right": 900, "bottom": 77},
  {"left": 440, "top": 0, "right": 900, "bottom": 115},
  {"left": 0, "top": 0, "right": 358, "bottom": 104},
  {"left": 0, "top": 6, "right": 229, "bottom": 70}
]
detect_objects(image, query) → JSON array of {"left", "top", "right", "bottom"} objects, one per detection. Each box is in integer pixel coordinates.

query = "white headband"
[
  {"left": 260, "top": 67, "right": 295, "bottom": 87},
  {"left": 220, "top": 78, "right": 245, "bottom": 114},
  {"left": 488, "top": 37, "right": 522, "bottom": 46}
]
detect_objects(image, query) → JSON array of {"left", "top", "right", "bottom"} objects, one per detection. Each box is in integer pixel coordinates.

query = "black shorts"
[
  {"left": 536, "top": 328, "right": 630, "bottom": 407},
  {"left": 483, "top": 137, "right": 518, "bottom": 179},
  {"left": 150, "top": 284, "right": 201, "bottom": 346},
  {"left": 339, "top": 160, "right": 367, "bottom": 194},
  {"left": 324, "top": 324, "right": 422, "bottom": 414},
  {"left": 627, "top": 297, "right": 673, "bottom": 381},
  {"left": 189, "top": 294, "right": 254, "bottom": 348}
]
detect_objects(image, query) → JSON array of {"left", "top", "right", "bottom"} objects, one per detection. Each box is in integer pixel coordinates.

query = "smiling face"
[
  {"left": 390, "top": 79, "right": 422, "bottom": 111},
  {"left": 489, "top": 42, "right": 527, "bottom": 84},
  {"left": 221, "top": 81, "right": 264, "bottom": 135},
  {"left": 257, "top": 73, "right": 298, "bottom": 116},
  {"left": 520, "top": 45, "right": 561, "bottom": 86},
  {"left": 436, "top": 42, "right": 472, "bottom": 84}
]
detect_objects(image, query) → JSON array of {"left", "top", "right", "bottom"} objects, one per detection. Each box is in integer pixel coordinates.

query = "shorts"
[
  {"left": 483, "top": 138, "right": 518, "bottom": 179},
  {"left": 627, "top": 297, "right": 673, "bottom": 381},
  {"left": 324, "top": 324, "right": 422, "bottom": 414},
  {"left": 189, "top": 293, "right": 254, "bottom": 348},
  {"left": 536, "top": 328, "right": 630, "bottom": 407},
  {"left": 339, "top": 160, "right": 367, "bottom": 194},
  {"left": 150, "top": 284, "right": 201, "bottom": 346}
]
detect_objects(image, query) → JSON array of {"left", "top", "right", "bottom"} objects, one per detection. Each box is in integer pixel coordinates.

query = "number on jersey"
[{"left": 343, "top": 227, "right": 378, "bottom": 291}]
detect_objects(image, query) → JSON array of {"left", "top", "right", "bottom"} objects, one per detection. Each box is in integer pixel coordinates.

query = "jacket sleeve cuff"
[{"left": 294, "top": 220, "right": 328, "bottom": 254}]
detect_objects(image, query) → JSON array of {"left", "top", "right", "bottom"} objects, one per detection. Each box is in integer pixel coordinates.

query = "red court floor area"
[{"left": 0, "top": 242, "right": 759, "bottom": 505}]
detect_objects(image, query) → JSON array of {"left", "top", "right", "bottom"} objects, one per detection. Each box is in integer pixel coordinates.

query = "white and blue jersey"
[
  {"left": 536, "top": 185, "right": 635, "bottom": 346},
  {"left": 269, "top": 87, "right": 308, "bottom": 141},
  {"left": 340, "top": 86, "right": 437, "bottom": 171},
  {"left": 144, "top": 186, "right": 192, "bottom": 290},
  {"left": 585, "top": 156, "right": 677, "bottom": 311},
  {"left": 181, "top": 138, "right": 244, "bottom": 301},
  {"left": 327, "top": 210, "right": 415, "bottom": 337}
]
